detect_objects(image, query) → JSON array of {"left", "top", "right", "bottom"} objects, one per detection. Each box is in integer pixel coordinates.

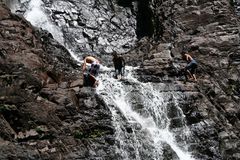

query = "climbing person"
[
  {"left": 82, "top": 56, "right": 100, "bottom": 87},
  {"left": 112, "top": 51, "right": 125, "bottom": 80},
  {"left": 183, "top": 53, "right": 197, "bottom": 82}
]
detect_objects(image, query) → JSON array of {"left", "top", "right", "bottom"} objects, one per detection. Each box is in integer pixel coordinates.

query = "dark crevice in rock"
[
  {"left": 136, "top": 0, "right": 154, "bottom": 39},
  {"left": 117, "top": 0, "right": 133, "bottom": 7},
  {"left": 0, "top": 104, "right": 34, "bottom": 133}
]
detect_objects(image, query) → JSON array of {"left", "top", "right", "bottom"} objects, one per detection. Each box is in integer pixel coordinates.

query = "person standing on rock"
[
  {"left": 82, "top": 56, "right": 100, "bottom": 87},
  {"left": 183, "top": 53, "right": 198, "bottom": 82},
  {"left": 112, "top": 51, "right": 125, "bottom": 80}
]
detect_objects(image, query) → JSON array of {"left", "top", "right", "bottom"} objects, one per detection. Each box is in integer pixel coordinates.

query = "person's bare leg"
[
  {"left": 192, "top": 74, "right": 197, "bottom": 81},
  {"left": 89, "top": 74, "right": 99, "bottom": 87},
  {"left": 93, "top": 80, "right": 99, "bottom": 88},
  {"left": 186, "top": 70, "right": 193, "bottom": 80}
]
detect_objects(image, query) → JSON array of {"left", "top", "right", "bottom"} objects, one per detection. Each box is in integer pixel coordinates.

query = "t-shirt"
[{"left": 113, "top": 57, "right": 124, "bottom": 69}]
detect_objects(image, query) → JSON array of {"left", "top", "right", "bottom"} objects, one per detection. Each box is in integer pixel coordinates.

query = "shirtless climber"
[
  {"left": 183, "top": 53, "right": 198, "bottom": 82},
  {"left": 82, "top": 56, "right": 100, "bottom": 87}
]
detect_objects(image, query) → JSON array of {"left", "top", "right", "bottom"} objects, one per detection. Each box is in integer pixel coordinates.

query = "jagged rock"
[
  {"left": 70, "top": 79, "right": 83, "bottom": 88},
  {"left": 123, "top": 0, "right": 240, "bottom": 159},
  {"left": 0, "top": 0, "right": 240, "bottom": 160},
  {"left": 0, "top": 3, "right": 116, "bottom": 159},
  {"left": 8, "top": 0, "right": 138, "bottom": 55}
]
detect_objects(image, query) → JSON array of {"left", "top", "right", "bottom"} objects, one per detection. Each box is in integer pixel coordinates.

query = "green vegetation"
[
  {"left": 2, "top": 76, "right": 14, "bottom": 86},
  {"left": 226, "top": 79, "right": 240, "bottom": 96},
  {"left": 35, "top": 126, "right": 44, "bottom": 134},
  {"left": 89, "top": 129, "right": 108, "bottom": 138},
  {"left": 74, "top": 130, "right": 85, "bottom": 139},
  {"left": 0, "top": 104, "right": 16, "bottom": 113}
]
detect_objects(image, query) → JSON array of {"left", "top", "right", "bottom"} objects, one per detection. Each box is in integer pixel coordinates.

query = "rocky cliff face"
[
  {"left": 0, "top": 0, "right": 240, "bottom": 160},
  {"left": 0, "top": 3, "right": 116, "bottom": 159},
  {"left": 8, "top": 0, "right": 138, "bottom": 54},
  {"left": 124, "top": 0, "right": 240, "bottom": 159}
]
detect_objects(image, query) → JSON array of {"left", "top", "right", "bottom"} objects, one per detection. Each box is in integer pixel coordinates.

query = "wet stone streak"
[{"left": 0, "top": 3, "right": 116, "bottom": 160}]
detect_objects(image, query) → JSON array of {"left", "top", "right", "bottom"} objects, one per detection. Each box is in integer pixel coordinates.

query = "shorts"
[
  {"left": 83, "top": 73, "right": 96, "bottom": 87},
  {"left": 89, "top": 62, "right": 100, "bottom": 76},
  {"left": 115, "top": 68, "right": 124, "bottom": 76},
  {"left": 186, "top": 60, "right": 197, "bottom": 74}
]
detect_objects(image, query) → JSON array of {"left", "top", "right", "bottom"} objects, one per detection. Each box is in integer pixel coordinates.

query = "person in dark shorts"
[
  {"left": 82, "top": 56, "right": 100, "bottom": 87},
  {"left": 183, "top": 53, "right": 197, "bottom": 82},
  {"left": 112, "top": 51, "right": 125, "bottom": 80}
]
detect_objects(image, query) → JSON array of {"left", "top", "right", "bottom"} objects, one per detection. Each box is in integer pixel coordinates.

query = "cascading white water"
[
  {"left": 25, "top": 0, "right": 64, "bottom": 44},
  {"left": 8, "top": 1, "right": 195, "bottom": 159},
  {"left": 9, "top": 0, "right": 64, "bottom": 45},
  {"left": 97, "top": 67, "right": 195, "bottom": 160}
]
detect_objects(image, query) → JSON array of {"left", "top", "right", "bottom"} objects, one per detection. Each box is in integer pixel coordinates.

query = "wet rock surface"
[
  {"left": 0, "top": 0, "right": 240, "bottom": 160},
  {"left": 0, "top": 3, "right": 115, "bottom": 159},
  {"left": 123, "top": 0, "right": 240, "bottom": 159},
  {"left": 8, "top": 0, "right": 137, "bottom": 55}
]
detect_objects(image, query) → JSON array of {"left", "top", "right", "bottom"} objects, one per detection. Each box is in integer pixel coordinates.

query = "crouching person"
[{"left": 82, "top": 56, "right": 100, "bottom": 87}]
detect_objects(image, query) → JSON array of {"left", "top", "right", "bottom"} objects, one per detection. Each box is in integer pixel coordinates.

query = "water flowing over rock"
[
  {"left": 0, "top": 0, "right": 240, "bottom": 160},
  {"left": 7, "top": 0, "right": 137, "bottom": 55},
  {"left": 124, "top": 1, "right": 240, "bottom": 159},
  {"left": 0, "top": 3, "right": 116, "bottom": 159}
]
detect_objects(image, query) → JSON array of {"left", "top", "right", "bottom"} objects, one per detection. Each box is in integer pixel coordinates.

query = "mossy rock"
[
  {"left": 0, "top": 104, "right": 17, "bottom": 113},
  {"left": 89, "top": 129, "right": 108, "bottom": 138},
  {"left": 74, "top": 130, "right": 85, "bottom": 139}
]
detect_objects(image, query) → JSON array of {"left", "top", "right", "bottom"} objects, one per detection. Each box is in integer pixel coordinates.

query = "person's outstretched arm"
[{"left": 185, "top": 54, "right": 192, "bottom": 61}]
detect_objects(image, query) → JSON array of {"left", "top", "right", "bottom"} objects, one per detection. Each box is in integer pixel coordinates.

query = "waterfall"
[
  {"left": 8, "top": 1, "right": 195, "bottom": 159},
  {"left": 8, "top": 0, "right": 64, "bottom": 45},
  {"left": 8, "top": 0, "right": 82, "bottom": 61},
  {"left": 25, "top": 0, "right": 64, "bottom": 44},
  {"left": 97, "top": 67, "right": 195, "bottom": 160}
]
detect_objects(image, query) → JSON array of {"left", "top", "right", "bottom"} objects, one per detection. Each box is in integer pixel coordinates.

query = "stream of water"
[
  {"left": 96, "top": 67, "right": 194, "bottom": 160},
  {"left": 8, "top": 1, "right": 195, "bottom": 159}
]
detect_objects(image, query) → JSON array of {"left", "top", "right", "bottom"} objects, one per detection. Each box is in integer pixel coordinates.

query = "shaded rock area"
[
  {"left": 123, "top": 0, "right": 240, "bottom": 159},
  {"left": 0, "top": 3, "right": 116, "bottom": 159},
  {"left": 8, "top": 0, "right": 138, "bottom": 55}
]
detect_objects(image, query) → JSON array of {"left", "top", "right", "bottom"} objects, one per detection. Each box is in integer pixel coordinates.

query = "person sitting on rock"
[
  {"left": 183, "top": 53, "right": 197, "bottom": 82},
  {"left": 82, "top": 56, "right": 100, "bottom": 87},
  {"left": 112, "top": 51, "right": 125, "bottom": 80}
]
